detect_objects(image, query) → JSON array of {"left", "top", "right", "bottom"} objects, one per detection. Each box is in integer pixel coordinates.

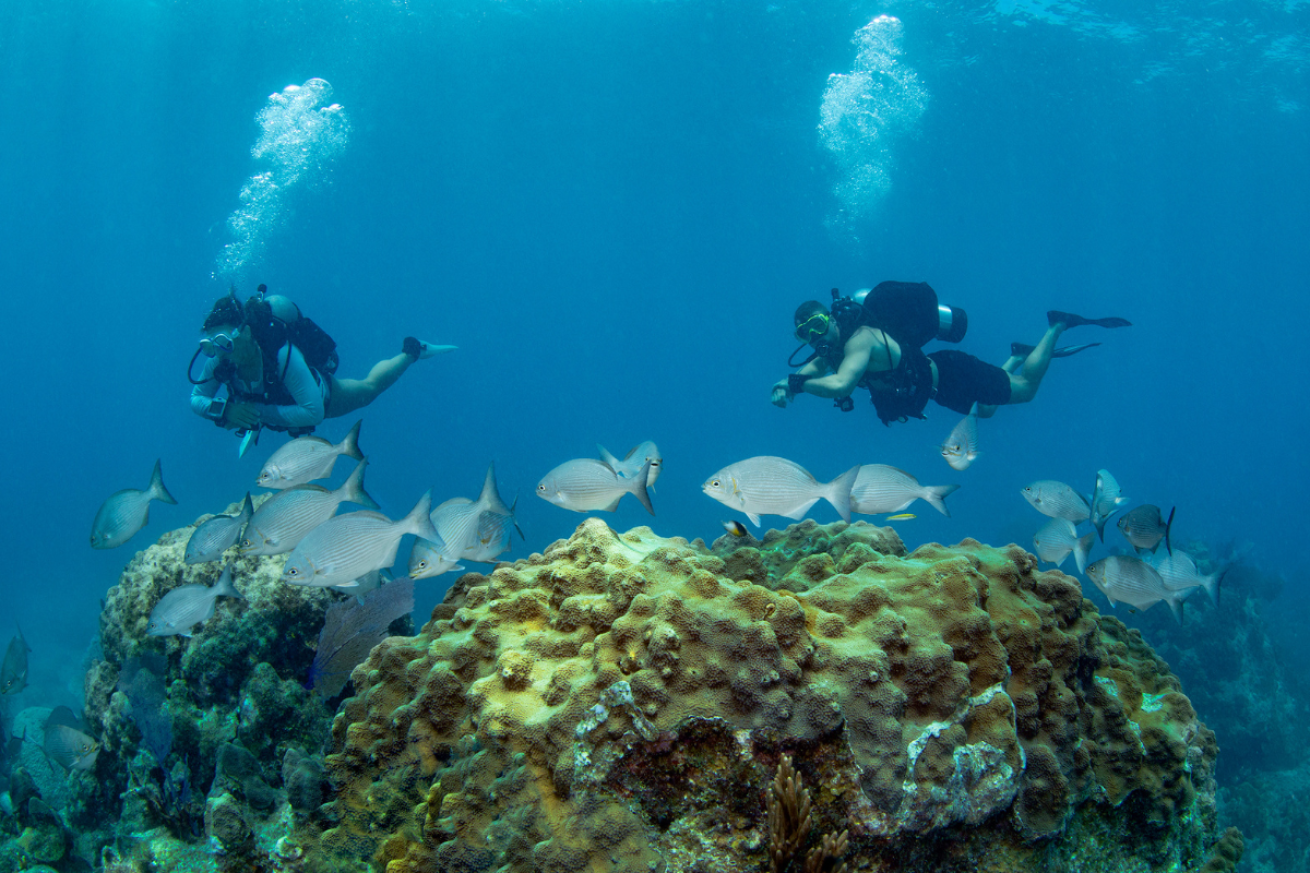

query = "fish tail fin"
[
  {"left": 922, "top": 484, "right": 962, "bottom": 517},
  {"left": 627, "top": 460, "right": 655, "bottom": 516},
  {"left": 1164, "top": 506, "right": 1176, "bottom": 554},
  {"left": 1074, "top": 533, "right": 1094, "bottom": 575},
  {"left": 1207, "top": 566, "right": 1228, "bottom": 604},
  {"left": 239, "top": 492, "right": 255, "bottom": 522},
  {"left": 342, "top": 457, "right": 380, "bottom": 510},
  {"left": 480, "top": 462, "right": 512, "bottom": 517},
  {"left": 825, "top": 466, "right": 861, "bottom": 523},
  {"left": 150, "top": 459, "right": 178, "bottom": 505},
  {"left": 341, "top": 420, "right": 365, "bottom": 461},
  {"left": 1093, "top": 515, "right": 1107, "bottom": 542},
  {"left": 968, "top": 402, "right": 979, "bottom": 417},
  {"left": 597, "top": 444, "right": 621, "bottom": 472},
  {"left": 1166, "top": 591, "right": 1185, "bottom": 623},
  {"left": 214, "top": 564, "right": 244, "bottom": 600},
  {"left": 406, "top": 490, "right": 440, "bottom": 541}
]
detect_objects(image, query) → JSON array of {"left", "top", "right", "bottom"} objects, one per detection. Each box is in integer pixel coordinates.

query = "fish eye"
[
  {"left": 536, "top": 484, "right": 547, "bottom": 492},
  {"left": 415, "top": 560, "right": 427, "bottom": 570},
  {"left": 287, "top": 567, "right": 299, "bottom": 577},
  {"left": 711, "top": 479, "right": 721, "bottom": 487}
]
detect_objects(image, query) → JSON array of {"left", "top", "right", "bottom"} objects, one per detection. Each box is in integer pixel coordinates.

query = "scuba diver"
[
  {"left": 189, "top": 286, "right": 454, "bottom": 449},
  {"left": 771, "top": 281, "right": 1130, "bottom": 424}
]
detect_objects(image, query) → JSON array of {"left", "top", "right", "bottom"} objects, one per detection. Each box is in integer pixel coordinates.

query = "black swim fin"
[
  {"left": 1010, "top": 341, "right": 1103, "bottom": 358},
  {"left": 1048, "top": 311, "right": 1133, "bottom": 329}
]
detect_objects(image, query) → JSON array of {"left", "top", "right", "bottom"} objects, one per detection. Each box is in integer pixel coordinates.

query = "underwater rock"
[
  {"left": 64, "top": 496, "right": 409, "bottom": 871},
  {"left": 323, "top": 518, "right": 1232, "bottom": 872}
]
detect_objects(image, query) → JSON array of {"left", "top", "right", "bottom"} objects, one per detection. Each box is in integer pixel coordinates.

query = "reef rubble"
[{"left": 322, "top": 518, "right": 1241, "bottom": 873}]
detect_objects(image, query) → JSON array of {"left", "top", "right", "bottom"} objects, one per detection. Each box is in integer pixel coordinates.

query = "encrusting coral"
[{"left": 322, "top": 518, "right": 1241, "bottom": 873}]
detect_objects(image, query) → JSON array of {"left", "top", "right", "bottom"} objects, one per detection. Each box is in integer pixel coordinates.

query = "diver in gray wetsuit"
[
  {"left": 772, "top": 282, "right": 1129, "bottom": 425},
  {"left": 188, "top": 286, "right": 454, "bottom": 438}
]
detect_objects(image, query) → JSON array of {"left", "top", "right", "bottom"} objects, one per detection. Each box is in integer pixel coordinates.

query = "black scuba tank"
[{"left": 854, "top": 281, "right": 967, "bottom": 347}]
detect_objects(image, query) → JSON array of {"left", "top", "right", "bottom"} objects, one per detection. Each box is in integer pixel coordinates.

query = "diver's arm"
[
  {"left": 254, "top": 345, "right": 325, "bottom": 429},
  {"left": 797, "top": 330, "right": 874, "bottom": 399},
  {"left": 772, "top": 359, "right": 829, "bottom": 407},
  {"left": 189, "top": 360, "right": 223, "bottom": 419}
]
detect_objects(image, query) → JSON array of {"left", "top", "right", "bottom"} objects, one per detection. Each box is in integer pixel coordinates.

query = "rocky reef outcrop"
[
  {"left": 322, "top": 518, "right": 1240, "bottom": 873},
  {"left": 18, "top": 497, "right": 407, "bottom": 873}
]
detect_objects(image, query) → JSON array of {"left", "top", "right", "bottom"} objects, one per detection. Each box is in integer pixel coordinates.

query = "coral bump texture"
[{"left": 323, "top": 518, "right": 1238, "bottom": 873}]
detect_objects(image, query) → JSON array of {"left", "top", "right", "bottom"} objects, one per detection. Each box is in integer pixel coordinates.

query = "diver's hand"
[
  {"left": 771, "top": 380, "right": 792, "bottom": 408},
  {"left": 224, "top": 402, "right": 262, "bottom": 430}
]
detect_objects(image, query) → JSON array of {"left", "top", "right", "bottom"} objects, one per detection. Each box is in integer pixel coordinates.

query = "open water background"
[{"left": 2, "top": 0, "right": 1307, "bottom": 789}]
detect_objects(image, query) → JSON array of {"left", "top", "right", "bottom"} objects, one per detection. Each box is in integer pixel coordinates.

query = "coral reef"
[
  {"left": 2, "top": 497, "right": 407, "bottom": 873},
  {"left": 323, "top": 518, "right": 1238, "bottom": 873}
]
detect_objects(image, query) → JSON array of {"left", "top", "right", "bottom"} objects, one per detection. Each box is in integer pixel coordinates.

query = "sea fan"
[{"left": 308, "top": 577, "right": 415, "bottom": 698}]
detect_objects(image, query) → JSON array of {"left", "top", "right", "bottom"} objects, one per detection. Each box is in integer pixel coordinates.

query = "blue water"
[{"left": 2, "top": 0, "right": 1307, "bottom": 771}]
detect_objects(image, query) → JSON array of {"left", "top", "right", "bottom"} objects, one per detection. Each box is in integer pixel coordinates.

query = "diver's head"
[
  {"left": 199, "top": 293, "right": 246, "bottom": 358},
  {"left": 794, "top": 300, "right": 836, "bottom": 347}
]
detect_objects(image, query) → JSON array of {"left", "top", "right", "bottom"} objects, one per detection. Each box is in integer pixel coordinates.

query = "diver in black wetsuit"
[{"left": 772, "top": 282, "right": 1129, "bottom": 425}]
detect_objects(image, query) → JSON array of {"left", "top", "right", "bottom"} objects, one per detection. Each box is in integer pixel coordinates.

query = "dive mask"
[
  {"left": 200, "top": 328, "right": 239, "bottom": 357},
  {"left": 794, "top": 312, "right": 830, "bottom": 343}
]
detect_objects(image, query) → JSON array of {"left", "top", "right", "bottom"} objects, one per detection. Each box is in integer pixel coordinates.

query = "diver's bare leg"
[
  {"left": 1007, "top": 322, "right": 1066, "bottom": 405},
  {"left": 325, "top": 354, "right": 413, "bottom": 418}
]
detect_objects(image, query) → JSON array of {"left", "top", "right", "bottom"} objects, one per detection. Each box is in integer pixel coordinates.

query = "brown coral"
[{"left": 323, "top": 519, "right": 1229, "bottom": 873}]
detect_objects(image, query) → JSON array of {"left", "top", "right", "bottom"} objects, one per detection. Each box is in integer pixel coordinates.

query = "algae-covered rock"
[
  {"left": 66, "top": 497, "right": 405, "bottom": 872},
  {"left": 323, "top": 518, "right": 1230, "bottom": 873}
]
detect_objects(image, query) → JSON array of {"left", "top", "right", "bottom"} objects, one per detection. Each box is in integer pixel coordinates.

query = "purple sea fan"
[{"left": 308, "top": 577, "right": 414, "bottom": 698}]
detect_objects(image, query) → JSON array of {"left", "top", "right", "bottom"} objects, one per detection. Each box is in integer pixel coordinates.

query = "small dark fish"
[
  {"left": 722, "top": 520, "right": 749, "bottom": 536},
  {"left": 43, "top": 707, "right": 99, "bottom": 772},
  {"left": 1118, "top": 505, "right": 1174, "bottom": 554},
  {"left": 185, "top": 493, "right": 254, "bottom": 564},
  {"left": 1, "top": 626, "right": 31, "bottom": 695},
  {"left": 91, "top": 459, "right": 178, "bottom": 549}
]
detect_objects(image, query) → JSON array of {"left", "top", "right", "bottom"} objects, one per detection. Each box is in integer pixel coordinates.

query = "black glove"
[{"left": 787, "top": 373, "right": 809, "bottom": 394}]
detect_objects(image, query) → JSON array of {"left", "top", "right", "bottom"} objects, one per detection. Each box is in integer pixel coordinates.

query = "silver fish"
[
  {"left": 1149, "top": 550, "right": 1221, "bottom": 602},
  {"left": 257, "top": 419, "right": 364, "bottom": 489},
  {"left": 1090, "top": 469, "right": 1129, "bottom": 542},
  {"left": 185, "top": 493, "right": 254, "bottom": 564},
  {"left": 1021, "top": 480, "right": 1091, "bottom": 523},
  {"left": 464, "top": 495, "right": 525, "bottom": 563},
  {"left": 43, "top": 709, "right": 99, "bottom": 772},
  {"left": 850, "top": 464, "right": 959, "bottom": 518},
  {"left": 1, "top": 626, "right": 30, "bottom": 695},
  {"left": 702, "top": 457, "right": 858, "bottom": 527},
  {"left": 408, "top": 535, "right": 465, "bottom": 580},
  {"left": 91, "top": 459, "right": 177, "bottom": 549},
  {"left": 599, "top": 441, "right": 663, "bottom": 490},
  {"left": 1118, "top": 505, "right": 1174, "bottom": 554},
  {"left": 240, "top": 457, "right": 379, "bottom": 556},
  {"left": 1032, "top": 518, "right": 1094, "bottom": 573},
  {"left": 282, "top": 492, "right": 440, "bottom": 588},
  {"left": 537, "top": 458, "right": 654, "bottom": 515},
  {"left": 147, "top": 564, "right": 245, "bottom": 637},
  {"left": 1086, "top": 555, "right": 1186, "bottom": 621},
  {"left": 431, "top": 464, "right": 515, "bottom": 559},
  {"left": 939, "top": 404, "right": 979, "bottom": 471}
]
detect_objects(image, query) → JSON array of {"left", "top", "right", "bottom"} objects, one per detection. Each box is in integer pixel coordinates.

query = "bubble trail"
[
  {"left": 214, "top": 78, "right": 351, "bottom": 283},
  {"left": 817, "top": 16, "right": 928, "bottom": 245}
]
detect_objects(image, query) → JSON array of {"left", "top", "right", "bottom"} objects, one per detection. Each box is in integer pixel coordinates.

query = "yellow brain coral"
[{"left": 322, "top": 519, "right": 1235, "bottom": 873}]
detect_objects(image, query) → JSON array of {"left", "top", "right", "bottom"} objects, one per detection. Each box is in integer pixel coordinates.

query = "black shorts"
[{"left": 927, "top": 350, "right": 1012, "bottom": 415}]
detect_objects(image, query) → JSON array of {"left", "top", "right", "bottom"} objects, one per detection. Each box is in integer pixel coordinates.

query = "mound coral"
[{"left": 323, "top": 519, "right": 1240, "bottom": 873}]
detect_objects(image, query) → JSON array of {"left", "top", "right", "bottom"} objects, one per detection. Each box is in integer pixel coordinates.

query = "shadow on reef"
[{"left": 320, "top": 518, "right": 1242, "bottom": 873}]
